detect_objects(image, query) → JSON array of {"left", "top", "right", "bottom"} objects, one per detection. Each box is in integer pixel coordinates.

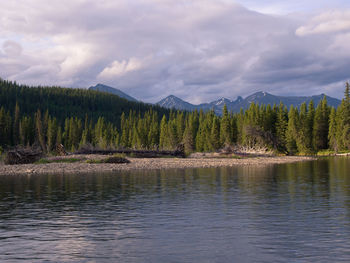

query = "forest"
[{"left": 0, "top": 78, "right": 350, "bottom": 155}]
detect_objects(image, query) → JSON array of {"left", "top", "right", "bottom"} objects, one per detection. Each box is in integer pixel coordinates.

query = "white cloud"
[
  {"left": 0, "top": 0, "right": 349, "bottom": 102},
  {"left": 296, "top": 10, "right": 350, "bottom": 36},
  {"left": 98, "top": 57, "right": 143, "bottom": 79}
]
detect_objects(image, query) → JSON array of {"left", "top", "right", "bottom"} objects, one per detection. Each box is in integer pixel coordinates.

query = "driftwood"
[
  {"left": 5, "top": 147, "right": 43, "bottom": 165},
  {"left": 56, "top": 144, "right": 67, "bottom": 156},
  {"left": 75, "top": 147, "right": 185, "bottom": 158}
]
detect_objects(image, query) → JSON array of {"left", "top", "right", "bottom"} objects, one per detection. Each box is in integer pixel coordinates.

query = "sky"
[{"left": 1, "top": 0, "right": 350, "bottom": 103}]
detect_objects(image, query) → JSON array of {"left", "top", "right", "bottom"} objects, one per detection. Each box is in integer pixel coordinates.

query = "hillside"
[{"left": 0, "top": 79, "right": 169, "bottom": 126}]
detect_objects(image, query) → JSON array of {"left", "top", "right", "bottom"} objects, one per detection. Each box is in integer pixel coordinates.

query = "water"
[{"left": 1, "top": 157, "right": 350, "bottom": 262}]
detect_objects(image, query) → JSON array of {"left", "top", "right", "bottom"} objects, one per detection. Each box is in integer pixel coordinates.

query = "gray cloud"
[
  {"left": 2, "top": 40, "right": 22, "bottom": 57},
  {"left": 0, "top": 0, "right": 349, "bottom": 103}
]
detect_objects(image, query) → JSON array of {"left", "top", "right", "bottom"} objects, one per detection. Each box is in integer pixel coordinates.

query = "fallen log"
[
  {"left": 5, "top": 147, "right": 43, "bottom": 165},
  {"left": 75, "top": 148, "right": 185, "bottom": 158}
]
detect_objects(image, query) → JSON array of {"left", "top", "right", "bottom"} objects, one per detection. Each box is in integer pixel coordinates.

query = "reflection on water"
[{"left": 1, "top": 157, "right": 350, "bottom": 262}]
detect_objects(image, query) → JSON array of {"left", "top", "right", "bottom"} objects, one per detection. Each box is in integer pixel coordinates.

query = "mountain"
[
  {"left": 156, "top": 91, "right": 341, "bottom": 114},
  {"left": 89, "top": 84, "right": 138, "bottom": 102},
  {"left": 157, "top": 95, "right": 197, "bottom": 111},
  {"left": 229, "top": 91, "right": 341, "bottom": 112}
]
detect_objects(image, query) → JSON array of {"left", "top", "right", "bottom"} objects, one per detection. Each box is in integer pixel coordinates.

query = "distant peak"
[
  {"left": 89, "top": 83, "right": 137, "bottom": 102},
  {"left": 95, "top": 83, "right": 109, "bottom": 88},
  {"left": 163, "top": 95, "right": 183, "bottom": 101},
  {"left": 250, "top": 91, "right": 271, "bottom": 97}
]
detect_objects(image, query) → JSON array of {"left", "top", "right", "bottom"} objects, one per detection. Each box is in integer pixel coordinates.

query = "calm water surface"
[{"left": 1, "top": 157, "right": 350, "bottom": 262}]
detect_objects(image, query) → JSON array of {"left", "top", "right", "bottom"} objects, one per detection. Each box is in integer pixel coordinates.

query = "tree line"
[
  {"left": 0, "top": 78, "right": 169, "bottom": 127},
  {"left": 0, "top": 79, "right": 350, "bottom": 155}
]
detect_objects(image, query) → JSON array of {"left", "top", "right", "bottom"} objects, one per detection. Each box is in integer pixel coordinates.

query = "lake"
[{"left": 1, "top": 157, "right": 350, "bottom": 262}]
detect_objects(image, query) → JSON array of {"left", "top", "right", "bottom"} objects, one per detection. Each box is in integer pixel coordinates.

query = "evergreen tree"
[
  {"left": 159, "top": 115, "right": 168, "bottom": 149},
  {"left": 313, "top": 97, "right": 329, "bottom": 151},
  {"left": 328, "top": 107, "right": 337, "bottom": 151},
  {"left": 296, "top": 103, "right": 309, "bottom": 153},
  {"left": 210, "top": 116, "right": 221, "bottom": 150},
  {"left": 19, "top": 116, "right": 34, "bottom": 146},
  {"left": 0, "top": 107, "right": 11, "bottom": 148},
  {"left": 183, "top": 117, "right": 194, "bottom": 153},
  {"left": 275, "top": 103, "right": 288, "bottom": 152},
  {"left": 56, "top": 126, "right": 62, "bottom": 146},
  {"left": 220, "top": 104, "right": 232, "bottom": 146},
  {"left": 13, "top": 102, "right": 20, "bottom": 145},
  {"left": 47, "top": 117, "right": 58, "bottom": 152},
  {"left": 35, "top": 109, "right": 46, "bottom": 151},
  {"left": 306, "top": 100, "right": 315, "bottom": 151},
  {"left": 286, "top": 106, "right": 298, "bottom": 154},
  {"left": 148, "top": 112, "right": 159, "bottom": 149}
]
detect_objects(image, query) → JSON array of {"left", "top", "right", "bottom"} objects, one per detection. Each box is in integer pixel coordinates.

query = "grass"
[
  {"left": 316, "top": 150, "right": 350, "bottom": 156},
  {"left": 35, "top": 158, "right": 82, "bottom": 164}
]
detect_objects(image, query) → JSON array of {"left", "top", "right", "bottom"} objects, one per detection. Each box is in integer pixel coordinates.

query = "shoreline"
[{"left": 0, "top": 155, "right": 316, "bottom": 176}]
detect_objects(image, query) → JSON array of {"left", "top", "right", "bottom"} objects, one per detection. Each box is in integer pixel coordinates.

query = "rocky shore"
[{"left": 0, "top": 155, "right": 316, "bottom": 176}]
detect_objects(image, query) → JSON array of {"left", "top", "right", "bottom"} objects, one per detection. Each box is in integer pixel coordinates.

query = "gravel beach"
[{"left": 0, "top": 155, "right": 316, "bottom": 176}]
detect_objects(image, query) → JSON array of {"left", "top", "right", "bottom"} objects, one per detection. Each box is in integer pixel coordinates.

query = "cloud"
[
  {"left": 2, "top": 40, "right": 22, "bottom": 57},
  {"left": 98, "top": 57, "right": 143, "bottom": 79},
  {"left": 0, "top": 0, "right": 349, "bottom": 102},
  {"left": 296, "top": 10, "right": 350, "bottom": 36}
]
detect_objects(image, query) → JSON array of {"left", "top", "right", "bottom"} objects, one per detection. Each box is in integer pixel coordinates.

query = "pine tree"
[
  {"left": 296, "top": 103, "right": 309, "bottom": 153},
  {"left": 183, "top": 117, "right": 194, "bottom": 154},
  {"left": 342, "top": 83, "right": 350, "bottom": 149},
  {"left": 286, "top": 106, "right": 298, "bottom": 154},
  {"left": 313, "top": 97, "right": 329, "bottom": 151},
  {"left": 148, "top": 112, "right": 159, "bottom": 149},
  {"left": 210, "top": 116, "right": 221, "bottom": 150},
  {"left": 13, "top": 102, "right": 20, "bottom": 145},
  {"left": 0, "top": 107, "right": 10, "bottom": 147},
  {"left": 176, "top": 112, "right": 185, "bottom": 143},
  {"left": 275, "top": 103, "right": 288, "bottom": 152},
  {"left": 94, "top": 117, "right": 106, "bottom": 149},
  {"left": 159, "top": 115, "right": 168, "bottom": 149},
  {"left": 306, "top": 100, "right": 315, "bottom": 152},
  {"left": 345, "top": 82, "right": 350, "bottom": 103},
  {"left": 62, "top": 118, "right": 70, "bottom": 149},
  {"left": 19, "top": 116, "right": 34, "bottom": 146},
  {"left": 35, "top": 109, "right": 46, "bottom": 151},
  {"left": 47, "top": 117, "right": 58, "bottom": 152},
  {"left": 328, "top": 107, "right": 337, "bottom": 151},
  {"left": 220, "top": 104, "right": 232, "bottom": 146},
  {"left": 56, "top": 126, "right": 62, "bottom": 146},
  {"left": 43, "top": 110, "right": 49, "bottom": 144},
  {"left": 167, "top": 119, "right": 178, "bottom": 149}
]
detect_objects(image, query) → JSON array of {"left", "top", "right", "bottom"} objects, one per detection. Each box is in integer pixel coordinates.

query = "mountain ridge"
[
  {"left": 156, "top": 91, "right": 341, "bottom": 114},
  {"left": 87, "top": 83, "right": 341, "bottom": 114},
  {"left": 89, "top": 84, "right": 138, "bottom": 102}
]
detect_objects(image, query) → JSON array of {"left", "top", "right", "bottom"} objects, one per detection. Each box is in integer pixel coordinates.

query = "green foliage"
[
  {"left": 313, "top": 97, "right": 329, "bottom": 151},
  {"left": 0, "top": 79, "right": 169, "bottom": 127},
  {"left": 285, "top": 106, "right": 298, "bottom": 154},
  {"left": 36, "top": 157, "right": 82, "bottom": 164}
]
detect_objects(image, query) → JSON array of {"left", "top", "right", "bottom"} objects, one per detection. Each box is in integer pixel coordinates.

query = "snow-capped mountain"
[
  {"left": 88, "top": 83, "right": 341, "bottom": 114},
  {"left": 156, "top": 91, "right": 341, "bottom": 114}
]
